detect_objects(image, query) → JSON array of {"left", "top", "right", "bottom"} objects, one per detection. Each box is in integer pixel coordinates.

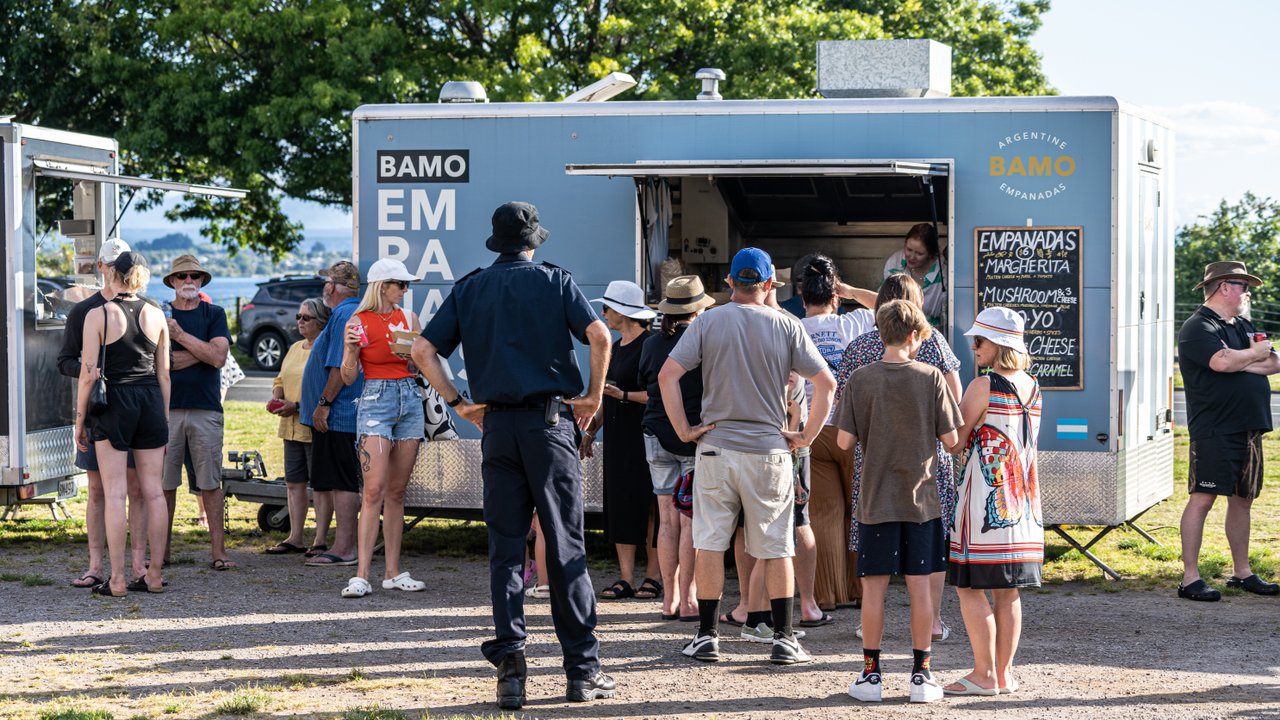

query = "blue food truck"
[{"left": 350, "top": 47, "right": 1175, "bottom": 574}]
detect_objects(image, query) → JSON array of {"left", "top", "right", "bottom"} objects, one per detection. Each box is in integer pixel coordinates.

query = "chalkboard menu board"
[{"left": 974, "top": 226, "right": 1083, "bottom": 390}]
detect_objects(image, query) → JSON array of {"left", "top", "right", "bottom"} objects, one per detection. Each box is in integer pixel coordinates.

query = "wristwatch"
[
  {"left": 317, "top": 396, "right": 332, "bottom": 407},
  {"left": 447, "top": 394, "right": 464, "bottom": 408}
]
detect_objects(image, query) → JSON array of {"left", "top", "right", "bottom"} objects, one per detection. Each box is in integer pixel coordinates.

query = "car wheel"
[{"left": 253, "top": 330, "right": 286, "bottom": 371}]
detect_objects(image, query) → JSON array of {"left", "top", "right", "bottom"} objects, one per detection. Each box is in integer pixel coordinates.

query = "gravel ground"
[{"left": 1, "top": 545, "right": 1278, "bottom": 720}]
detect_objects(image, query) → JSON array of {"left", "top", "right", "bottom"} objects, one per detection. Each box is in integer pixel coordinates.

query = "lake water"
[{"left": 144, "top": 275, "right": 268, "bottom": 310}]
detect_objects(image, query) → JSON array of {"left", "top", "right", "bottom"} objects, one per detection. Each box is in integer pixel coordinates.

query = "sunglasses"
[
  {"left": 387, "top": 280, "right": 409, "bottom": 289},
  {"left": 1222, "top": 280, "right": 1251, "bottom": 290},
  {"left": 972, "top": 336, "right": 987, "bottom": 347},
  {"left": 296, "top": 314, "right": 316, "bottom": 322},
  {"left": 172, "top": 272, "right": 202, "bottom": 281}
]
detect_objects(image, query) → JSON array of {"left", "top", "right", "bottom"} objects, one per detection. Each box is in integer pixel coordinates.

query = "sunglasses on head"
[
  {"left": 172, "top": 272, "right": 202, "bottom": 281},
  {"left": 296, "top": 314, "right": 316, "bottom": 322}
]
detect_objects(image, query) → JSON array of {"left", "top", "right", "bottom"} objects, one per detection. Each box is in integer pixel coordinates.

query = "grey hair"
[{"left": 302, "top": 297, "right": 331, "bottom": 329}]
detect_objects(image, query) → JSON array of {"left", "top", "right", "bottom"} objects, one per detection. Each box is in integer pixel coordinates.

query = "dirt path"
[{"left": 1, "top": 546, "right": 1278, "bottom": 719}]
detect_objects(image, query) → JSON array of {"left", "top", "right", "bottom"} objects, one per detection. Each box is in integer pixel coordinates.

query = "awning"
[
  {"left": 564, "top": 159, "right": 948, "bottom": 177},
  {"left": 32, "top": 159, "right": 248, "bottom": 199}
]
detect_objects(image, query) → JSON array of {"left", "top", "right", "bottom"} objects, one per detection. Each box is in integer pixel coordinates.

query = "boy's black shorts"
[{"left": 857, "top": 518, "right": 946, "bottom": 576}]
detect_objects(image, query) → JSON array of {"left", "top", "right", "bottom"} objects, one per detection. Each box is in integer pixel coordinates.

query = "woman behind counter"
[
  {"left": 338, "top": 259, "right": 426, "bottom": 599},
  {"left": 264, "top": 297, "right": 331, "bottom": 556},
  {"left": 883, "top": 223, "right": 946, "bottom": 327}
]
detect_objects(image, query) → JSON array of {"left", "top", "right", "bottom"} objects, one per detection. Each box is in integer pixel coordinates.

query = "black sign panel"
[
  {"left": 376, "top": 150, "right": 470, "bottom": 183},
  {"left": 974, "top": 226, "right": 1083, "bottom": 390}
]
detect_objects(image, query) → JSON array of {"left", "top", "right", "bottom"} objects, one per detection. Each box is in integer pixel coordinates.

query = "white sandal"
[
  {"left": 525, "top": 584, "right": 551, "bottom": 599},
  {"left": 341, "top": 576, "right": 373, "bottom": 598},
  {"left": 381, "top": 572, "right": 426, "bottom": 592}
]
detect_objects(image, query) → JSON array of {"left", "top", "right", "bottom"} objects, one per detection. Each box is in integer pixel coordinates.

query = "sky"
[{"left": 126, "top": 0, "right": 1280, "bottom": 235}]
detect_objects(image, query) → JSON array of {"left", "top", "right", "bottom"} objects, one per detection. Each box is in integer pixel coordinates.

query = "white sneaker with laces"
[
  {"left": 848, "top": 670, "right": 882, "bottom": 702},
  {"left": 909, "top": 671, "right": 944, "bottom": 703}
]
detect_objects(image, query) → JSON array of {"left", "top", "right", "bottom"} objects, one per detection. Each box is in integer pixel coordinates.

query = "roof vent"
[
  {"left": 816, "top": 40, "right": 951, "bottom": 98},
  {"left": 695, "top": 68, "right": 725, "bottom": 101},
  {"left": 438, "top": 81, "right": 488, "bottom": 103},
  {"left": 564, "top": 72, "right": 638, "bottom": 102}
]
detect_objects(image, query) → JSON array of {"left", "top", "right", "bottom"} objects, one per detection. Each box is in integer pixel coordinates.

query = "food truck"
[
  {"left": 345, "top": 40, "right": 1174, "bottom": 575},
  {"left": 0, "top": 120, "right": 244, "bottom": 516}
]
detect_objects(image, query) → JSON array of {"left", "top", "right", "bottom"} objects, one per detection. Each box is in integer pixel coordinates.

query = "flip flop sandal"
[
  {"left": 305, "top": 553, "right": 357, "bottom": 567},
  {"left": 932, "top": 620, "right": 951, "bottom": 641},
  {"left": 304, "top": 544, "right": 329, "bottom": 558},
  {"left": 719, "top": 612, "right": 745, "bottom": 627},
  {"left": 678, "top": 615, "right": 700, "bottom": 622},
  {"left": 798, "top": 612, "right": 836, "bottom": 628},
  {"left": 342, "top": 576, "right": 373, "bottom": 598},
  {"left": 998, "top": 679, "right": 1020, "bottom": 695},
  {"left": 265, "top": 542, "right": 306, "bottom": 555},
  {"left": 661, "top": 612, "right": 679, "bottom": 621},
  {"left": 943, "top": 678, "right": 999, "bottom": 697},
  {"left": 210, "top": 559, "right": 237, "bottom": 571},
  {"left": 382, "top": 572, "right": 426, "bottom": 592},
  {"left": 91, "top": 582, "right": 127, "bottom": 598},
  {"left": 126, "top": 577, "right": 169, "bottom": 592},
  {"left": 71, "top": 574, "right": 104, "bottom": 589},
  {"left": 633, "top": 577, "right": 663, "bottom": 600},
  {"left": 600, "top": 579, "right": 634, "bottom": 600}
]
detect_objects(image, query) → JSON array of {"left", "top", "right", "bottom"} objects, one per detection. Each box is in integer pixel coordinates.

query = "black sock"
[
  {"left": 770, "top": 597, "right": 793, "bottom": 638},
  {"left": 697, "top": 598, "right": 720, "bottom": 636},
  {"left": 746, "top": 610, "right": 769, "bottom": 629},
  {"left": 912, "top": 648, "right": 932, "bottom": 678},
  {"left": 863, "top": 648, "right": 881, "bottom": 675}
]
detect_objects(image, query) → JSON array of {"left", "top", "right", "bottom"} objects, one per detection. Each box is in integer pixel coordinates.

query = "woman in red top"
[{"left": 338, "top": 258, "right": 426, "bottom": 598}]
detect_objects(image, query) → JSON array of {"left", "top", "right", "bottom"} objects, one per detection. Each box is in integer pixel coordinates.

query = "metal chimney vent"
[
  {"left": 695, "top": 68, "right": 725, "bottom": 101},
  {"left": 817, "top": 40, "right": 951, "bottom": 98},
  {"left": 438, "top": 81, "right": 488, "bottom": 103}
]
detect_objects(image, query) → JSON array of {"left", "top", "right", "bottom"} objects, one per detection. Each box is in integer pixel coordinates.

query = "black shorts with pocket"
[
  {"left": 91, "top": 383, "right": 169, "bottom": 451},
  {"left": 857, "top": 518, "right": 947, "bottom": 577},
  {"left": 1188, "top": 431, "right": 1264, "bottom": 500},
  {"left": 310, "top": 428, "right": 360, "bottom": 493}
]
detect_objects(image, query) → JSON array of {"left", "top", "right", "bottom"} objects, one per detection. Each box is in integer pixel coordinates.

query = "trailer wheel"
[
  {"left": 253, "top": 330, "right": 286, "bottom": 372},
  {"left": 257, "top": 504, "right": 290, "bottom": 533}
]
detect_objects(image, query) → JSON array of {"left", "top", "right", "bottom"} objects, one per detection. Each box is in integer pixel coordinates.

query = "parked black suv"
[{"left": 237, "top": 275, "right": 326, "bottom": 371}]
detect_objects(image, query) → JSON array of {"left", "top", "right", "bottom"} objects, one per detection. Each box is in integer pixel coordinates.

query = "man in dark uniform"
[
  {"left": 413, "top": 201, "right": 616, "bottom": 709},
  {"left": 1177, "top": 260, "right": 1280, "bottom": 601}
]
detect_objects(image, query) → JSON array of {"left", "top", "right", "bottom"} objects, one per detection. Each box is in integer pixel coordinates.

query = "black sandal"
[
  {"left": 634, "top": 577, "right": 662, "bottom": 600},
  {"left": 600, "top": 579, "right": 634, "bottom": 600},
  {"left": 1226, "top": 574, "right": 1280, "bottom": 596},
  {"left": 1177, "top": 578, "right": 1221, "bottom": 602}
]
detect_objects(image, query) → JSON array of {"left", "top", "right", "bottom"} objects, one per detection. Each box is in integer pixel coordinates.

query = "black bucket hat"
[{"left": 485, "top": 201, "right": 550, "bottom": 254}]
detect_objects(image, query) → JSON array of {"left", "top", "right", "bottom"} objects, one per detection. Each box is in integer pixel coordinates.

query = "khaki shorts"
[
  {"left": 692, "top": 442, "right": 794, "bottom": 559},
  {"left": 163, "top": 409, "right": 224, "bottom": 492}
]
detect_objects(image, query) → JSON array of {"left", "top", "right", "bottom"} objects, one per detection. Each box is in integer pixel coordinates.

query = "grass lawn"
[{"left": 2, "top": 402, "right": 1277, "bottom": 592}]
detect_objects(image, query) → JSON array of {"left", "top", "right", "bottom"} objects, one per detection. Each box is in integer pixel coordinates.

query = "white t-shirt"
[{"left": 800, "top": 309, "right": 875, "bottom": 424}]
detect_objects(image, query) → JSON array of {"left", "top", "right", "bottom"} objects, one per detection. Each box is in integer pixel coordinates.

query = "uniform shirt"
[
  {"left": 422, "top": 254, "right": 598, "bottom": 404},
  {"left": 299, "top": 296, "right": 363, "bottom": 433},
  {"left": 667, "top": 302, "right": 826, "bottom": 454},
  {"left": 169, "top": 301, "right": 232, "bottom": 412},
  {"left": 1177, "top": 305, "right": 1272, "bottom": 438}
]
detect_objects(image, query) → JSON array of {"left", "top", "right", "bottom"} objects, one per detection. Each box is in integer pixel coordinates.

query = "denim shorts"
[
  {"left": 643, "top": 432, "right": 694, "bottom": 496},
  {"left": 356, "top": 378, "right": 425, "bottom": 442}
]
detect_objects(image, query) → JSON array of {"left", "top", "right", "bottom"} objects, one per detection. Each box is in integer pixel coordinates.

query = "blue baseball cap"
[{"left": 730, "top": 247, "right": 774, "bottom": 284}]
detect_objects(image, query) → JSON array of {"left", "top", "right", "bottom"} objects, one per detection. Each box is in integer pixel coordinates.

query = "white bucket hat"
[
  {"left": 591, "top": 280, "right": 657, "bottom": 320},
  {"left": 367, "top": 258, "right": 418, "bottom": 283},
  {"left": 964, "top": 307, "right": 1028, "bottom": 354}
]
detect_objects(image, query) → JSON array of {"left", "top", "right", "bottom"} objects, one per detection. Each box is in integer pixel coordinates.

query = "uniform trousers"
[{"left": 480, "top": 407, "right": 600, "bottom": 680}]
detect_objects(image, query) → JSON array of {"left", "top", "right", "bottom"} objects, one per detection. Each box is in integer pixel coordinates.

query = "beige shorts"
[
  {"left": 692, "top": 442, "right": 795, "bottom": 559},
  {"left": 163, "top": 409, "right": 224, "bottom": 492}
]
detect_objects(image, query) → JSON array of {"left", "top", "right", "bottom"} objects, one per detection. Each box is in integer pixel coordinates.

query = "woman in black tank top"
[{"left": 73, "top": 251, "right": 172, "bottom": 597}]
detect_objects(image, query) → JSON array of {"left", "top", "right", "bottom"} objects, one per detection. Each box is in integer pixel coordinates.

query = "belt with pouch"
[{"left": 486, "top": 395, "right": 574, "bottom": 426}]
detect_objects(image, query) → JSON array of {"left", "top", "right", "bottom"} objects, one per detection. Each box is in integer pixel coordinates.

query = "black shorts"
[
  {"left": 91, "top": 384, "right": 168, "bottom": 451},
  {"left": 310, "top": 429, "right": 360, "bottom": 493},
  {"left": 857, "top": 518, "right": 947, "bottom": 577},
  {"left": 1188, "top": 431, "right": 1264, "bottom": 500}
]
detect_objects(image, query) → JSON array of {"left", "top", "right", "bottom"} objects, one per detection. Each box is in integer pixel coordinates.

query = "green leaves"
[{"left": 1175, "top": 193, "right": 1280, "bottom": 328}]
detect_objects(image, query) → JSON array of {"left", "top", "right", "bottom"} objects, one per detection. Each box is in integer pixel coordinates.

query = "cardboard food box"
[{"left": 391, "top": 330, "right": 417, "bottom": 357}]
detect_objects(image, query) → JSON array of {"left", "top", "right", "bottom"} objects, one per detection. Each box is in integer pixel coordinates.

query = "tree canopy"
[
  {"left": 1175, "top": 193, "right": 1280, "bottom": 332},
  {"left": 1, "top": 0, "right": 1053, "bottom": 257}
]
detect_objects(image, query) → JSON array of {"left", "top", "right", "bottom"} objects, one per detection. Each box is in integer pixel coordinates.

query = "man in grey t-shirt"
[{"left": 660, "top": 247, "right": 835, "bottom": 666}]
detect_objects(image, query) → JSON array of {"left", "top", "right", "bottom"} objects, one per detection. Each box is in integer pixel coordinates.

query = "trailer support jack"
[{"left": 1047, "top": 505, "right": 1162, "bottom": 582}]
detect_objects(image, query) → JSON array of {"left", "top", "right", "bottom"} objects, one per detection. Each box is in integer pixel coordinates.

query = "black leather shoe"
[
  {"left": 566, "top": 671, "right": 616, "bottom": 702},
  {"left": 496, "top": 651, "right": 526, "bottom": 710}
]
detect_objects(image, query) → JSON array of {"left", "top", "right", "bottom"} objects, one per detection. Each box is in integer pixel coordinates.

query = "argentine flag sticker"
[{"left": 1057, "top": 419, "right": 1088, "bottom": 440}]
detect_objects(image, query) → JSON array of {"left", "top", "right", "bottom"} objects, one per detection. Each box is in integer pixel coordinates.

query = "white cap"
[
  {"left": 591, "top": 280, "right": 657, "bottom": 320},
  {"left": 98, "top": 238, "right": 130, "bottom": 263},
  {"left": 964, "top": 307, "right": 1028, "bottom": 354},
  {"left": 367, "top": 258, "right": 418, "bottom": 283}
]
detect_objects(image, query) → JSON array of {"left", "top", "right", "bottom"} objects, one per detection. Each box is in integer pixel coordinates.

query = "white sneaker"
[
  {"left": 855, "top": 622, "right": 863, "bottom": 639},
  {"left": 909, "top": 672, "right": 944, "bottom": 703},
  {"left": 848, "top": 670, "right": 882, "bottom": 702}
]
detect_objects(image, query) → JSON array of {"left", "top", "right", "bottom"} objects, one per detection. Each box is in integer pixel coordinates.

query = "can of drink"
[
  {"left": 1254, "top": 332, "right": 1267, "bottom": 343},
  {"left": 162, "top": 302, "right": 173, "bottom": 319},
  {"left": 356, "top": 322, "right": 370, "bottom": 347}
]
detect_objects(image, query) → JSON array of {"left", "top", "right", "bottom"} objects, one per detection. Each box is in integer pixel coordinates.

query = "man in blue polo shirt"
[
  {"left": 300, "top": 260, "right": 363, "bottom": 567},
  {"left": 414, "top": 201, "right": 616, "bottom": 710}
]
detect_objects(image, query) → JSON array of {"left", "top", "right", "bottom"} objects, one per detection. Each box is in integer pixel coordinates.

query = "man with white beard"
[{"left": 160, "top": 255, "right": 236, "bottom": 571}]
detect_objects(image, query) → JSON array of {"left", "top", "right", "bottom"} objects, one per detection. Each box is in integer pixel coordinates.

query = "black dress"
[{"left": 602, "top": 330, "right": 655, "bottom": 546}]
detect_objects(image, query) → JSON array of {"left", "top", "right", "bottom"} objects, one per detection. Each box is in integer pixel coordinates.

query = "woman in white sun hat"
[
  {"left": 943, "top": 306, "right": 1043, "bottom": 698},
  {"left": 582, "top": 280, "right": 661, "bottom": 602},
  {"left": 337, "top": 258, "right": 426, "bottom": 598}
]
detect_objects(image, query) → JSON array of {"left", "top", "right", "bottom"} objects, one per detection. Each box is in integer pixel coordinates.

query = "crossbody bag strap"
[{"left": 99, "top": 304, "right": 108, "bottom": 381}]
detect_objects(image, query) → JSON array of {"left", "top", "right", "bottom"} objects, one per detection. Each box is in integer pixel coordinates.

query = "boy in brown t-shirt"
[{"left": 833, "top": 299, "right": 962, "bottom": 704}]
